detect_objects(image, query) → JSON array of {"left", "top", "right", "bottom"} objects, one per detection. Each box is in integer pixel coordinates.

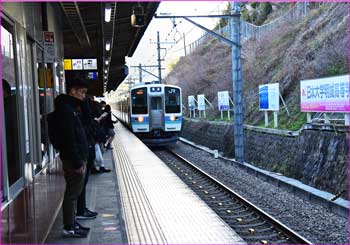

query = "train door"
[
  {"left": 150, "top": 96, "right": 164, "bottom": 130},
  {"left": 1, "top": 19, "right": 25, "bottom": 201}
]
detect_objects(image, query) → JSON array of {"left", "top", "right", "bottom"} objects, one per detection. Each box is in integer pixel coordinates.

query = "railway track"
[{"left": 155, "top": 149, "right": 312, "bottom": 244}]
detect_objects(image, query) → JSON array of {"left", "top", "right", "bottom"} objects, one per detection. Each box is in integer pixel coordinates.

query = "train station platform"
[
  {"left": 45, "top": 148, "right": 127, "bottom": 244},
  {"left": 45, "top": 123, "right": 245, "bottom": 244}
]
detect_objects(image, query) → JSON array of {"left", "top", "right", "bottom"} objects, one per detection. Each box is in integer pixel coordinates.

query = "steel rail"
[{"left": 163, "top": 149, "right": 312, "bottom": 245}]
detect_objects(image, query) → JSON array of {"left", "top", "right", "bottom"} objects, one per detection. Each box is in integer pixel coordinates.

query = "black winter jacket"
[{"left": 54, "top": 94, "right": 88, "bottom": 169}]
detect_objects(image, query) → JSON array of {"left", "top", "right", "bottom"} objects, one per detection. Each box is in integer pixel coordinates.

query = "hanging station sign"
[
  {"left": 43, "top": 31, "right": 55, "bottom": 63},
  {"left": 64, "top": 58, "right": 97, "bottom": 70}
]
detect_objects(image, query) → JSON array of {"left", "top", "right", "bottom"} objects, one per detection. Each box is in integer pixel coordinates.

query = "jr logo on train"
[{"left": 115, "top": 81, "right": 183, "bottom": 146}]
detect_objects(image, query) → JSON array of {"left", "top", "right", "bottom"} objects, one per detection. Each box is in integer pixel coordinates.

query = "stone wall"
[{"left": 181, "top": 119, "right": 349, "bottom": 199}]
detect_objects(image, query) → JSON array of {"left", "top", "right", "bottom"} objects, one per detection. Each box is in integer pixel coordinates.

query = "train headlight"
[
  {"left": 137, "top": 116, "right": 144, "bottom": 122},
  {"left": 170, "top": 116, "right": 177, "bottom": 121}
]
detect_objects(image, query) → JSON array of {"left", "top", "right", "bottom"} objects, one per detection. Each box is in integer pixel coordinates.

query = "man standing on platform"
[{"left": 49, "top": 79, "right": 90, "bottom": 238}]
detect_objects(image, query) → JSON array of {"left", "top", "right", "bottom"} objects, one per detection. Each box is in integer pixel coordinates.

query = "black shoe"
[
  {"left": 105, "top": 143, "right": 113, "bottom": 149},
  {"left": 74, "top": 221, "right": 90, "bottom": 232},
  {"left": 84, "top": 208, "right": 98, "bottom": 216},
  {"left": 62, "top": 227, "right": 88, "bottom": 238},
  {"left": 99, "top": 166, "right": 111, "bottom": 173},
  {"left": 91, "top": 167, "right": 102, "bottom": 174},
  {"left": 76, "top": 209, "right": 97, "bottom": 220}
]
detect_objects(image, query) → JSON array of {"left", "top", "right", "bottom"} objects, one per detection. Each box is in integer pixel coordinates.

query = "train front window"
[
  {"left": 165, "top": 87, "right": 181, "bottom": 113},
  {"left": 131, "top": 88, "right": 148, "bottom": 114}
]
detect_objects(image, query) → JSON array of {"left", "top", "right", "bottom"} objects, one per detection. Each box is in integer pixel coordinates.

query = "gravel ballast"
[{"left": 169, "top": 141, "right": 349, "bottom": 244}]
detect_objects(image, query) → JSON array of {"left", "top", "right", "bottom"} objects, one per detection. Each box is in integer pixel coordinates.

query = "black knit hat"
[{"left": 66, "top": 79, "right": 89, "bottom": 91}]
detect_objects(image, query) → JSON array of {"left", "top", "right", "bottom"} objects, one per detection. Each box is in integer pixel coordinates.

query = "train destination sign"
[
  {"left": 300, "top": 75, "right": 350, "bottom": 112},
  {"left": 259, "top": 83, "right": 280, "bottom": 111}
]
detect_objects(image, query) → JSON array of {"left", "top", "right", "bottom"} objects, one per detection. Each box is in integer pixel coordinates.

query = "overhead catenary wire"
[{"left": 163, "top": 2, "right": 228, "bottom": 58}]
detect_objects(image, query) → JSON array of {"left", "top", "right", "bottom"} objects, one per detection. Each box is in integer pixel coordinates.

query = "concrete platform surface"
[{"left": 45, "top": 149, "right": 127, "bottom": 244}]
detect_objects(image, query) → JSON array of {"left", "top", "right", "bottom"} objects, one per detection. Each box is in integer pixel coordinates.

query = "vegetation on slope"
[{"left": 164, "top": 3, "right": 349, "bottom": 130}]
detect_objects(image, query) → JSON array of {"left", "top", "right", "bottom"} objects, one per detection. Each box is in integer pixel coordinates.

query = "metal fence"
[{"left": 187, "top": 2, "right": 312, "bottom": 54}]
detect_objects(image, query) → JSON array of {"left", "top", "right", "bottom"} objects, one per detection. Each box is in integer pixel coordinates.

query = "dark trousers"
[
  {"left": 77, "top": 163, "right": 90, "bottom": 214},
  {"left": 77, "top": 148, "right": 94, "bottom": 214},
  {"left": 62, "top": 163, "right": 85, "bottom": 229}
]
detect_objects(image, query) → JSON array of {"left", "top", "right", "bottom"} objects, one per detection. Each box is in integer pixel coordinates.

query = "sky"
[{"left": 125, "top": 1, "right": 229, "bottom": 85}]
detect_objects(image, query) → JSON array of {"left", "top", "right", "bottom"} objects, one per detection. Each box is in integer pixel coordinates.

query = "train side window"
[
  {"left": 1, "top": 25, "right": 22, "bottom": 187},
  {"left": 165, "top": 87, "right": 181, "bottom": 113},
  {"left": 131, "top": 88, "right": 148, "bottom": 114}
]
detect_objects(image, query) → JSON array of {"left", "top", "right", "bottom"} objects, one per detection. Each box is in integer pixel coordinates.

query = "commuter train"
[{"left": 115, "top": 82, "right": 182, "bottom": 146}]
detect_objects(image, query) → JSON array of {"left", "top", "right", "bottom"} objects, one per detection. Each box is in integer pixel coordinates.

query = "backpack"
[
  {"left": 47, "top": 110, "right": 63, "bottom": 150},
  {"left": 90, "top": 120, "right": 108, "bottom": 144}
]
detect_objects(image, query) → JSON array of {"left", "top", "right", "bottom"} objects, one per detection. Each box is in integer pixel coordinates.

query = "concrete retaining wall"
[{"left": 181, "top": 118, "right": 349, "bottom": 199}]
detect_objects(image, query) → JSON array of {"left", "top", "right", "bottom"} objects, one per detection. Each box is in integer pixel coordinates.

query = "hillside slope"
[{"left": 164, "top": 3, "right": 349, "bottom": 130}]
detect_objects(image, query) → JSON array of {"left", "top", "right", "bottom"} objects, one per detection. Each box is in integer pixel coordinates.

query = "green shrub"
[{"left": 326, "top": 61, "right": 348, "bottom": 76}]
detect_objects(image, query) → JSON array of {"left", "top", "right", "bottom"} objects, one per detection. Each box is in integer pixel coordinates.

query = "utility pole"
[
  {"left": 138, "top": 63, "right": 142, "bottom": 83},
  {"left": 154, "top": 12, "right": 244, "bottom": 162},
  {"left": 231, "top": 2, "right": 244, "bottom": 163},
  {"left": 157, "top": 31, "right": 162, "bottom": 82},
  {"left": 183, "top": 33, "right": 187, "bottom": 56}
]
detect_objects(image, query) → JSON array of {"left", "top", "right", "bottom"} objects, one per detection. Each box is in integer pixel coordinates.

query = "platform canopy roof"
[{"left": 61, "top": 2, "right": 159, "bottom": 95}]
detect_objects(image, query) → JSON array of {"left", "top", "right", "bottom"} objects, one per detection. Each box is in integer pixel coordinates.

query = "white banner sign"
[
  {"left": 300, "top": 75, "right": 350, "bottom": 112},
  {"left": 197, "top": 94, "right": 205, "bottom": 111},
  {"left": 259, "top": 83, "right": 280, "bottom": 111},
  {"left": 188, "top": 95, "right": 195, "bottom": 110},
  {"left": 218, "top": 91, "right": 230, "bottom": 111}
]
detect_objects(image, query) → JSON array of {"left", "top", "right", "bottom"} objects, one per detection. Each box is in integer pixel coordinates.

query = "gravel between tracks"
[{"left": 169, "top": 141, "right": 349, "bottom": 244}]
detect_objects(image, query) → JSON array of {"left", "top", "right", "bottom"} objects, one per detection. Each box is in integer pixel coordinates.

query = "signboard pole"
[
  {"left": 324, "top": 113, "right": 330, "bottom": 123},
  {"left": 264, "top": 111, "right": 268, "bottom": 126},
  {"left": 307, "top": 113, "right": 312, "bottom": 123},
  {"left": 221, "top": 111, "right": 223, "bottom": 120},
  {"left": 228, "top": 110, "right": 230, "bottom": 121},
  {"left": 345, "top": 114, "right": 350, "bottom": 126},
  {"left": 204, "top": 109, "right": 206, "bottom": 118},
  {"left": 279, "top": 93, "right": 290, "bottom": 116},
  {"left": 274, "top": 111, "right": 278, "bottom": 128}
]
